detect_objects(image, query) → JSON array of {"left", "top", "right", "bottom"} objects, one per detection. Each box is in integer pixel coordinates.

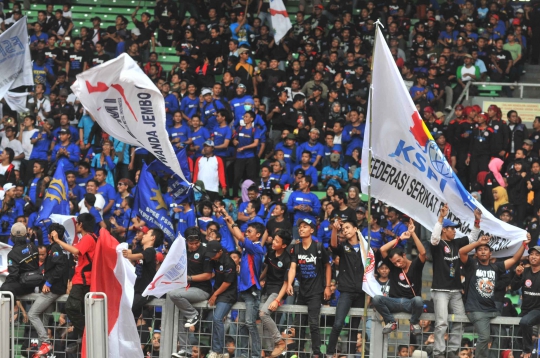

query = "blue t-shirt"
[
  {"left": 296, "top": 142, "right": 324, "bottom": 164},
  {"left": 361, "top": 227, "right": 386, "bottom": 249},
  {"left": 32, "top": 63, "right": 54, "bottom": 94},
  {"left": 51, "top": 143, "right": 81, "bottom": 171},
  {"left": 164, "top": 93, "right": 180, "bottom": 127},
  {"left": 167, "top": 124, "right": 189, "bottom": 151},
  {"left": 236, "top": 126, "right": 261, "bottom": 159},
  {"left": 180, "top": 96, "right": 199, "bottom": 120},
  {"left": 29, "top": 131, "right": 53, "bottom": 160},
  {"left": 52, "top": 126, "right": 79, "bottom": 144},
  {"left": 188, "top": 127, "right": 210, "bottom": 158},
  {"left": 97, "top": 183, "right": 116, "bottom": 218},
  {"left": 213, "top": 125, "right": 232, "bottom": 158},
  {"left": 78, "top": 115, "right": 95, "bottom": 144}
]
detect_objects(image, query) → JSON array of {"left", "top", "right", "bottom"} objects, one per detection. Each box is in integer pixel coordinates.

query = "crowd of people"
[{"left": 0, "top": 0, "right": 540, "bottom": 357}]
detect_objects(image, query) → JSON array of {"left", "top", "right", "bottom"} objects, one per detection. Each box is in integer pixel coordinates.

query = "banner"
[
  {"left": 49, "top": 214, "right": 80, "bottom": 245},
  {"left": 142, "top": 232, "right": 187, "bottom": 298},
  {"left": 0, "top": 242, "right": 12, "bottom": 277},
  {"left": 82, "top": 229, "right": 144, "bottom": 358},
  {"left": 358, "top": 231, "right": 382, "bottom": 297},
  {"left": 5, "top": 91, "right": 30, "bottom": 112},
  {"left": 36, "top": 162, "right": 70, "bottom": 222},
  {"left": 270, "top": 0, "right": 292, "bottom": 44},
  {"left": 360, "top": 26, "right": 527, "bottom": 258},
  {"left": 147, "top": 148, "right": 194, "bottom": 203},
  {"left": 133, "top": 163, "right": 175, "bottom": 242},
  {"left": 71, "top": 53, "right": 189, "bottom": 183},
  {"left": 0, "top": 17, "right": 34, "bottom": 99}
]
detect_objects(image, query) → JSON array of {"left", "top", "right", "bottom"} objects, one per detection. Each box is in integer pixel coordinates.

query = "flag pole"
[{"left": 360, "top": 19, "right": 384, "bottom": 358}]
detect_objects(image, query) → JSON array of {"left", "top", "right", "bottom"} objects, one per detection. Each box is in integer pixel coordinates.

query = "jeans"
[
  {"left": 211, "top": 301, "right": 233, "bottom": 354},
  {"left": 257, "top": 11, "right": 272, "bottom": 32},
  {"left": 294, "top": 293, "right": 323, "bottom": 355},
  {"left": 238, "top": 288, "right": 262, "bottom": 358},
  {"left": 432, "top": 290, "right": 466, "bottom": 355},
  {"left": 519, "top": 309, "right": 540, "bottom": 353},
  {"left": 327, "top": 291, "right": 365, "bottom": 355},
  {"left": 260, "top": 293, "right": 281, "bottom": 344},
  {"left": 372, "top": 295, "right": 423, "bottom": 325},
  {"left": 466, "top": 311, "right": 499, "bottom": 358},
  {"left": 169, "top": 287, "right": 210, "bottom": 349},
  {"left": 28, "top": 292, "right": 61, "bottom": 344}
]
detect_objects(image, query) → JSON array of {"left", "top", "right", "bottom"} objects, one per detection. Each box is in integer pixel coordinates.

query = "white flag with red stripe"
[
  {"left": 82, "top": 229, "right": 144, "bottom": 358},
  {"left": 142, "top": 232, "right": 187, "bottom": 298},
  {"left": 270, "top": 0, "right": 292, "bottom": 44},
  {"left": 358, "top": 230, "right": 382, "bottom": 297}
]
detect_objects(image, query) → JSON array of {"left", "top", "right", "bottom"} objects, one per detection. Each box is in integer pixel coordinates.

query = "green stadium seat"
[{"left": 477, "top": 84, "right": 502, "bottom": 97}]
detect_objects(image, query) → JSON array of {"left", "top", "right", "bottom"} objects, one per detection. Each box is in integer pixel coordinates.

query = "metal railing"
[
  {"left": 1, "top": 292, "right": 533, "bottom": 358},
  {"left": 467, "top": 82, "right": 540, "bottom": 100}
]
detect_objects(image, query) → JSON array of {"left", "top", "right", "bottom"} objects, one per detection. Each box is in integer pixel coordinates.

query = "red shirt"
[{"left": 71, "top": 234, "right": 97, "bottom": 285}]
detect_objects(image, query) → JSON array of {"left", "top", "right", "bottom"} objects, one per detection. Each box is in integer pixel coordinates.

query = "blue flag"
[
  {"left": 37, "top": 162, "right": 70, "bottom": 222},
  {"left": 147, "top": 148, "right": 192, "bottom": 183},
  {"left": 133, "top": 163, "right": 176, "bottom": 242}
]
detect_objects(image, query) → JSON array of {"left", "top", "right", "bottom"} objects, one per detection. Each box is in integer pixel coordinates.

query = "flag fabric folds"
[
  {"left": 360, "top": 25, "right": 527, "bottom": 258},
  {"left": 71, "top": 53, "right": 189, "bottom": 183},
  {"left": 81, "top": 229, "right": 144, "bottom": 358},
  {"left": 146, "top": 148, "right": 194, "bottom": 203},
  {"left": 36, "top": 162, "right": 70, "bottom": 222},
  {"left": 132, "top": 163, "right": 176, "bottom": 242},
  {"left": 0, "top": 17, "right": 34, "bottom": 99},
  {"left": 142, "top": 232, "right": 188, "bottom": 298},
  {"left": 270, "top": 0, "right": 292, "bottom": 44},
  {"left": 358, "top": 231, "right": 382, "bottom": 297}
]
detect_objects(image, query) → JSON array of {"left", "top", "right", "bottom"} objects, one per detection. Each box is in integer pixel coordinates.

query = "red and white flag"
[
  {"left": 270, "top": 0, "right": 292, "bottom": 44},
  {"left": 142, "top": 232, "right": 187, "bottom": 298},
  {"left": 82, "top": 229, "right": 144, "bottom": 358}
]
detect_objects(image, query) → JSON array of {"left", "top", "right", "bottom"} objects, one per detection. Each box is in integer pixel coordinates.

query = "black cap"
[
  {"left": 58, "top": 128, "right": 70, "bottom": 135},
  {"left": 296, "top": 218, "right": 316, "bottom": 229},
  {"left": 294, "top": 168, "right": 306, "bottom": 176},
  {"left": 204, "top": 240, "right": 223, "bottom": 258},
  {"left": 312, "top": 85, "right": 323, "bottom": 92}
]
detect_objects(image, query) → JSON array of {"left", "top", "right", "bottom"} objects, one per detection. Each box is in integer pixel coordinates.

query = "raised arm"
[
  {"left": 504, "top": 233, "right": 531, "bottom": 269},
  {"left": 459, "top": 235, "right": 490, "bottom": 264},
  {"left": 380, "top": 231, "right": 411, "bottom": 259},
  {"left": 408, "top": 220, "right": 426, "bottom": 263},
  {"left": 431, "top": 203, "right": 448, "bottom": 245}
]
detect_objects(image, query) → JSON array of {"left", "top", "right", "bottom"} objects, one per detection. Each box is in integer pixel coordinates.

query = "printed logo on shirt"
[
  {"left": 219, "top": 265, "right": 223, "bottom": 271},
  {"left": 399, "top": 273, "right": 405, "bottom": 281},
  {"left": 194, "top": 253, "right": 200, "bottom": 259},
  {"left": 53, "top": 252, "right": 59, "bottom": 257},
  {"left": 277, "top": 261, "right": 283, "bottom": 268},
  {"left": 525, "top": 279, "right": 532, "bottom": 288},
  {"left": 444, "top": 246, "right": 451, "bottom": 254}
]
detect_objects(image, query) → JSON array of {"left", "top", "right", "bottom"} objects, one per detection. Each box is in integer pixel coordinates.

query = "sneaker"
[
  {"left": 184, "top": 314, "right": 199, "bottom": 328},
  {"left": 382, "top": 321, "right": 398, "bottom": 334},
  {"left": 445, "top": 105, "right": 452, "bottom": 111},
  {"left": 207, "top": 352, "right": 219, "bottom": 358},
  {"left": 410, "top": 324, "right": 422, "bottom": 335},
  {"left": 220, "top": 354, "right": 230, "bottom": 358},
  {"left": 65, "top": 342, "right": 79, "bottom": 354},
  {"left": 171, "top": 350, "right": 189, "bottom": 358},
  {"left": 33, "top": 342, "right": 52, "bottom": 356},
  {"left": 271, "top": 340, "right": 287, "bottom": 357}
]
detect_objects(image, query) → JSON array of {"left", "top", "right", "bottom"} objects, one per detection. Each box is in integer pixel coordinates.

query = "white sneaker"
[{"left": 207, "top": 352, "right": 219, "bottom": 358}]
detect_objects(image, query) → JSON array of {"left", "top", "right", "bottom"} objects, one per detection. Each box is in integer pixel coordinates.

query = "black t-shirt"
[
  {"left": 89, "top": 53, "right": 111, "bottom": 68},
  {"left": 431, "top": 237, "right": 469, "bottom": 290},
  {"left": 133, "top": 247, "right": 156, "bottom": 294},
  {"left": 332, "top": 241, "right": 365, "bottom": 294},
  {"left": 264, "top": 249, "right": 291, "bottom": 295},
  {"left": 67, "top": 49, "right": 87, "bottom": 77},
  {"left": 511, "top": 267, "right": 540, "bottom": 313},
  {"left": 331, "top": 207, "right": 357, "bottom": 222},
  {"left": 290, "top": 240, "right": 330, "bottom": 296},
  {"left": 43, "top": 47, "right": 64, "bottom": 72},
  {"left": 464, "top": 258, "right": 506, "bottom": 313},
  {"left": 266, "top": 217, "right": 293, "bottom": 238},
  {"left": 261, "top": 68, "right": 287, "bottom": 97},
  {"left": 212, "top": 254, "right": 237, "bottom": 304},
  {"left": 387, "top": 256, "right": 424, "bottom": 299},
  {"left": 187, "top": 245, "right": 213, "bottom": 294}
]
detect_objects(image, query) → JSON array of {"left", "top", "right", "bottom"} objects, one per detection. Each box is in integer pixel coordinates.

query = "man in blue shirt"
[
  {"left": 94, "top": 169, "right": 116, "bottom": 219},
  {"left": 213, "top": 110, "right": 232, "bottom": 158},
  {"left": 180, "top": 83, "right": 199, "bottom": 124},
  {"left": 201, "top": 88, "right": 227, "bottom": 130},
  {"left": 296, "top": 128, "right": 324, "bottom": 167},
  {"left": 384, "top": 207, "right": 408, "bottom": 249},
  {"left": 223, "top": 217, "right": 266, "bottom": 358},
  {"left": 274, "top": 133, "right": 297, "bottom": 170},
  {"left": 287, "top": 175, "right": 321, "bottom": 238},
  {"left": 162, "top": 82, "right": 179, "bottom": 127},
  {"left": 239, "top": 200, "right": 265, "bottom": 233},
  {"left": 342, "top": 109, "right": 366, "bottom": 158},
  {"left": 232, "top": 111, "right": 261, "bottom": 198},
  {"left": 321, "top": 153, "right": 348, "bottom": 189},
  {"left": 51, "top": 129, "right": 81, "bottom": 172},
  {"left": 293, "top": 151, "right": 318, "bottom": 188},
  {"left": 230, "top": 84, "right": 253, "bottom": 126}
]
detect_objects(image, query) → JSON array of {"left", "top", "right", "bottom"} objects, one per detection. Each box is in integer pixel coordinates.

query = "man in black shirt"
[
  {"left": 330, "top": 191, "right": 356, "bottom": 221},
  {"left": 89, "top": 41, "right": 110, "bottom": 68},
  {"left": 459, "top": 234, "right": 530, "bottom": 358},
  {"left": 511, "top": 245, "right": 540, "bottom": 358},
  {"left": 206, "top": 240, "right": 238, "bottom": 357},
  {"left": 287, "top": 218, "right": 331, "bottom": 358},
  {"left": 430, "top": 204, "right": 482, "bottom": 358},
  {"left": 122, "top": 227, "right": 163, "bottom": 317},
  {"left": 259, "top": 229, "right": 292, "bottom": 357},
  {"left": 372, "top": 220, "right": 426, "bottom": 335},
  {"left": 266, "top": 203, "right": 293, "bottom": 239},
  {"left": 326, "top": 219, "right": 367, "bottom": 356}
]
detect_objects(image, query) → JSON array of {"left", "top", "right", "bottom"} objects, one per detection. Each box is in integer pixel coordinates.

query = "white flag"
[
  {"left": 142, "top": 232, "right": 187, "bottom": 298},
  {"left": 270, "top": 0, "right": 292, "bottom": 44},
  {"left": 49, "top": 214, "right": 80, "bottom": 245},
  {"left": 358, "top": 231, "right": 382, "bottom": 297},
  {"left": 0, "top": 17, "right": 34, "bottom": 99},
  {"left": 361, "top": 26, "right": 527, "bottom": 258},
  {"left": 71, "top": 53, "right": 189, "bottom": 183},
  {"left": 0, "top": 242, "right": 12, "bottom": 277},
  {"left": 4, "top": 91, "right": 29, "bottom": 112}
]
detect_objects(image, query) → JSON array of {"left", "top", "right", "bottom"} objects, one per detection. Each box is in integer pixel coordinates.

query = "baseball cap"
[
  {"left": 3, "top": 183, "right": 15, "bottom": 192},
  {"left": 528, "top": 246, "right": 540, "bottom": 255},
  {"left": 516, "top": 8, "right": 524, "bottom": 13},
  {"left": 203, "top": 140, "right": 214, "bottom": 147},
  {"left": 491, "top": 14, "right": 499, "bottom": 20},
  {"left": 524, "top": 139, "right": 533, "bottom": 146},
  {"left": 45, "top": 118, "right": 55, "bottom": 127},
  {"left": 512, "top": 19, "right": 521, "bottom": 26},
  {"left": 464, "top": 53, "right": 473, "bottom": 58},
  {"left": 442, "top": 219, "right": 459, "bottom": 228},
  {"left": 59, "top": 89, "right": 69, "bottom": 97},
  {"left": 433, "top": 131, "right": 445, "bottom": 140},
  {"left": 310, "top": 128, "right": 320, "bottom": 134},
  {"left": 238, "top": 83, "right": 246, "bottom": 89},
  {"left": 428, "top": 17, "right": 436, "bottom": 21},
  {"left": 435, "top": 111, "right": 445, "bottom": 119},
  {"left": 499, "top": 205, "right": 513, "bottom": 215},
  {"left": 315, "top": 4, "right": 324, "bottom": 9},
  {"left": 205, "top": 240, "right": 223, "bottom": 258},
  {"left": 238, "top": 47, "right": 250, "bottom": 55},
  {"left": 58, "top": 128, "right": 70, "bottom": 135},
  {"left": 296, "top": 218, "right": 316, "bottom": 229},
  {"left": 286, "top": 133, "right": 296, "bottom": 140},
  {"left": 201, "top": 88, "right": 213, "bottom": 96},
  {"left": 11, "top": 222, "right": 26, "bottom": 237},
  {"left": 330, "top": 153, "right": 340, "bottom": 162},
  {"left": 131, "top": 27, "right": 141, "bottom": 36},
  {"left": 138, "top": 226, "right": 150, "bottom": 234},
  {"left": 294, "top": 168, "right": 305, "bottom": 176},
  {"left": 356, "top": 206, "right": 366, "bottom": 213},
  {"left": 455, "top": 104, "right": 464, "bottom": 110},
  {"left": 315, "top": 26, "right": 324, "bottom": 32},
  {"left": 312, "top": 85, "right": 323, "bottom": 92},
  {"left": 423, "top": 106, "right": 434, "bottom": 113}
]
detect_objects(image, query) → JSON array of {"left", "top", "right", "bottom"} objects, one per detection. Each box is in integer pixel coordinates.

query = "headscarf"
[
  {"left": 488, "top": 157, "right": 506, "bottom": 187},
  {"left": 492, "top": 186, "right": 509, "bottom": 213},
  {"left": 241, "top": 179, "right": 255, "bottom": 203},
  {"left": 347, "top": 186, "right": 362, "bottom": 210}
]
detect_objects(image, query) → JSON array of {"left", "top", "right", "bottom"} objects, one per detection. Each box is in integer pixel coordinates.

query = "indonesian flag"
[
  {"left": 142, "top": 232, "right": 188, "bottom": 298},
  {"left": 358, "top": 231, "right": 382, "bottom": 297},
  {"left": 81, "top": 229, "right": 144, "bottom": 358},
  {"left": 270, "top": 0, "right": 292, "bottom": 44}
]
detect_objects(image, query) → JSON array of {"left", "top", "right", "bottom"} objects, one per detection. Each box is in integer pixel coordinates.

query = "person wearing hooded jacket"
[
  {"left": 506, "top": 159, "right": 529, "bottom": 228},
  {"left": 27, "top": 223, "right": 69, "bottom": 357},
  {"left": 487, "top": 104, "right": 510, "bottom": 160},
  {"left": 0, "top": 223, "right": 39, "bottom": 297},
  {"left": 507, "top": 110, "right": 528, "bottom": 162}
]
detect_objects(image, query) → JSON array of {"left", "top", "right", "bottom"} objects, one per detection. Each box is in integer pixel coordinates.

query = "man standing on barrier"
[
  {"left": 28, "top": 223, "right": 69, "bottom": 357},
  {"left": 326, "top": 218, "right": 366, "bottom": 357},
  {"left": 169, "top": 227, "right": 213, "bottom": 354},
  {"left": 372, "top": 220, "right": 425, "bottom": 335},
  {"left": 459, "top": 234, "right": 530, "bottom": 358},
  {"left": 431, "top": 204, "right": 482, "bottom": 358},
  {"left": 511, "top": 245, "right": 540, "bottom": 358}
]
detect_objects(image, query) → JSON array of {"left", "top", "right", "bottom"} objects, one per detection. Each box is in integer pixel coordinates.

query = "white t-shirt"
[
  {"left": 21, "top": 129, "right": 38, "bottom": 159},
  {"left": 0, "top": 137, "right": 23, "bottom": 170},
  {"left": 28, "top": 97, "right": 51, "bottom": 123},
  {"left": 0, "top": 164, "right": 11, "bottom": 175},
  {"left": 78, "top": 193, "right": 105, "bottom": 215}
]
